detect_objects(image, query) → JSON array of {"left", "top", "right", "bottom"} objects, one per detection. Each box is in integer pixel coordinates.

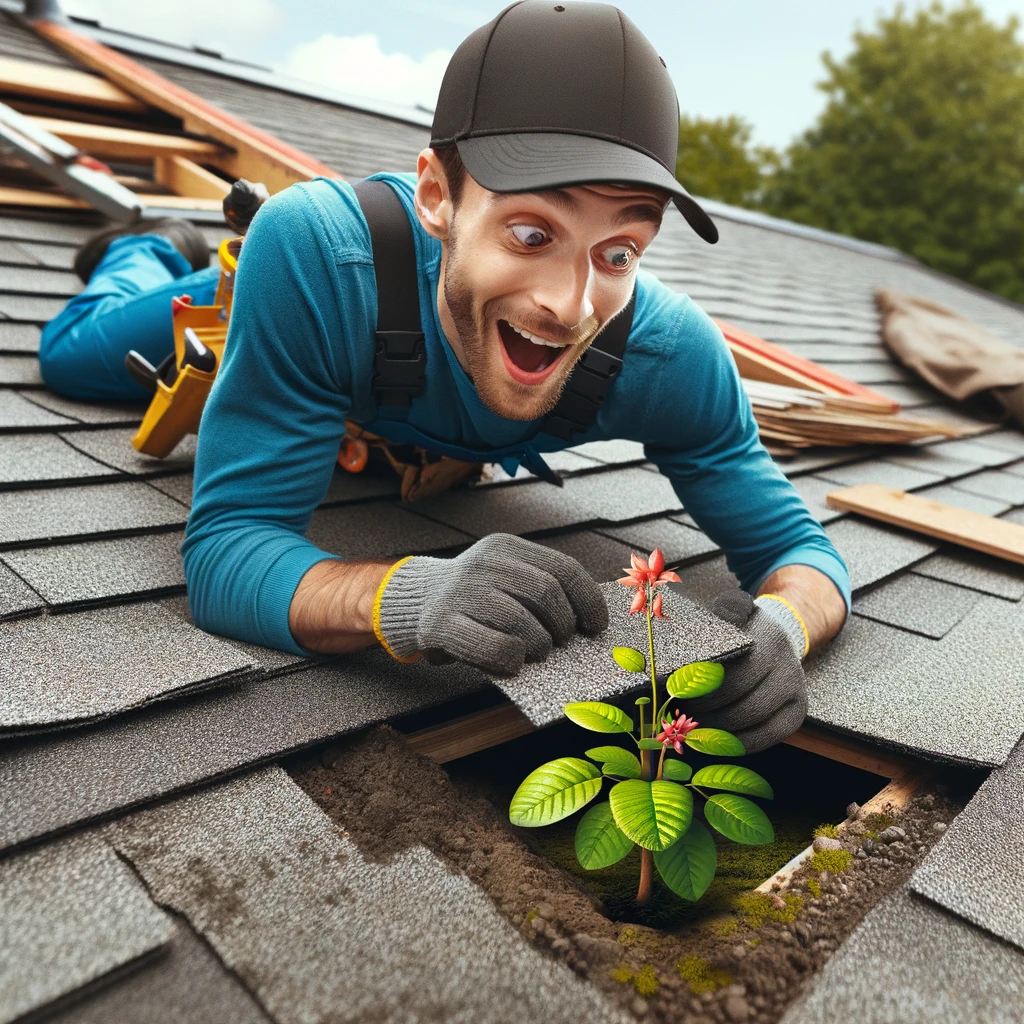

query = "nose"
[{"left": 534, "top": 251, "right": 596, "bottom": 330}]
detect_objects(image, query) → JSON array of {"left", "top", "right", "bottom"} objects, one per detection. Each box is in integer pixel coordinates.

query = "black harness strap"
[
  {"left": 353, "top": 179, "right": 426, "bottom": 408},
  {"left": 351, "top": 178, "right": 635, "bottom": 436}
]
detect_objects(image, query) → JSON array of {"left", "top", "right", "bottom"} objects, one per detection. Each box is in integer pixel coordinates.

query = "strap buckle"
[{"left": 373, "top": 330, "right": 426, "bottom": 407}]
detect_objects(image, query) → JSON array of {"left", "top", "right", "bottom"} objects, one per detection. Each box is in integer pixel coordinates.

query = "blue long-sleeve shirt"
[{"left": 183, "top": 172, "right": 850, "bottom": 654}]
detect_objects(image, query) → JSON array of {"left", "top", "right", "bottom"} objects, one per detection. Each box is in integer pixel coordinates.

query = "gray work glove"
[
  {"left": 682, "top": 589, "right": 808, "bottom": 754},
  {"left": 376, "top": 533, "right": 608, "bottom": 675}
]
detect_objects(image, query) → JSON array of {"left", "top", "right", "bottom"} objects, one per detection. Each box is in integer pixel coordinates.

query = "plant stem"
[
  {"left": 656, "top": 743, "right": 667, "bottom": 781},
  {"left": 646, "top": 590, "right": 658, "bottom": 713},
  {"left": 635, "top": 586, "right": 658, "bottom": 906},
  {"left": 637, "top": 848, "right": 653, "bottom": 904}
]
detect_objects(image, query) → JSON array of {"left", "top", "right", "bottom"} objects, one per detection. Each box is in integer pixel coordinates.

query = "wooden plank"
[
  {"left": 0, "top": 186, "right": 222, "bottom": 213},
  {"left": 33, "top": 20, "right": 340, "bottom": 194},
  {"left": 402, "top": 702, "right": 537, "bottom": 764},
  {"left": 826, "top": 483, "right": 1024, "bottom": 565},
  {"left": 781, "top": 722, "right": 918, "bottom": 779},
  {"left": 0, "top": 55, "right": 145, "bottom": 113},
  {"left": 28, "top": 116, "right": 224, "bottom": 160},
  {"left": 153, "top": 155, "right": 230, "bottom": 201}
]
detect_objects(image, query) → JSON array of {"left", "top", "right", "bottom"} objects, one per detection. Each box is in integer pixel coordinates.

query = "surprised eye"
[
  {"left": 511, "top": 224, "right": 549, "bottom": 248},
  {"left": 603, "top": 244, "right": 637, "bottom": 270}
]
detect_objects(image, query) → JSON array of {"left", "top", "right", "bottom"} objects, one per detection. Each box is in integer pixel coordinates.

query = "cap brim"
[{"left": 456, "top": 132, "right": 718, "bottom": 244}]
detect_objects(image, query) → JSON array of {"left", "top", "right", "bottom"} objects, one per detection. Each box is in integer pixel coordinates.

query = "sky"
[{"left": 61, "top": 0, "right": 1024, "bottom": 150}]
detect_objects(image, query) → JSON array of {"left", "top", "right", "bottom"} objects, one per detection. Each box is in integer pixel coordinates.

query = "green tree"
[
  {"left": 761, "top": 2, "right": 1024, "bottom": 303},
  {"left": 675, "top": 115, "right": 776, "bottom": 207}
]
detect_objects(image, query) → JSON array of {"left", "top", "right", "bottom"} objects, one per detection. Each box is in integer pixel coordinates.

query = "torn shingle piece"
[
  {"left": 825, "top": 518, "right": 937, "bottom": 592},
  {"left": 60, "top": 428, "right": 196, "bottom": 476},
  {"left": 0, "top": 832, "right": 172, "bottom": 1024},
  {"left": 567, "top": 438, "right": 646, "bottom": 464},
  {"left": 16, "top": 389, "right": 144, "bottom": 426},
  {"left": 949, "top": 469, "right": 1024, "bottom": 506},
  {"left": 912, "top": 482, "right": 1013, "bottom": 516},
  {"left": 0, "top": 650, "right": 488, "bottom": 854},
  {"left": 488, "top": 582, "right": 749, "bottom": 726},
  {"left": 0, "top": 390, "right": 76, "bottom": 430},
  {"left": 0, "top": 434, "right": 119, "bottom": 488},
  {"left": 41, "top": 914, "right": 271, "bottom": 1024},
  {"left": 852, "top": 573, "right": 982, "bottom": 639},
  {"left": 2, "top": 532, "right": 186, "bottom": 608},
  {"left": 536, "top": 529, "right": 635, "bottom": 582},
  {"left": 103, "top": 767, "right": 631, "bottom": 1024},
  {"left": 0, "top": 353, "right": 43, "bottom": 386},
  {"left": 780, "top": 885, "right": 1024, "bottom": 1024},
  {"left": 805, "top": 596, "right": 1024, "bottom": 765},
  {"left": 815, "top": 458, "right": 944, "bottom": 492},
  {"left": 598, "top": 516, "right": 720, "bottom": 564},
  {"left": 0, "top": 600, "right": 256, "bottom": 732},
  {"left": 0, "top": 560, "right": 42, "bottom": 620},
  {"left": 912, "top": 548, "right": 1024, "bottom": 601},
  {"left": 306, "top": 502, "right": 472, "bottom": 557},
  {"left": 788, "top": 475, "right": 849, "bottom": 524},
  {"left": 911, "top": 734, "right": 1024, "bottom": 952},
  {"left": 0, "top": 294, "right": 67, "bottom": 321},
  {"left": 0, "top": 322, "right": 40, "bottom": 353},
  {"left": 0, "top": 482, "right": 187, "bottom": 548}
]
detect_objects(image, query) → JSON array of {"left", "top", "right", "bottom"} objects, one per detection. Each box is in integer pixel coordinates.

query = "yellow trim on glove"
[
  {"left": 372, "top": 556, "right": 421, "bottom": 663},
  {"left": 758, "top": 593, "right": 810, "bottom": 658}
]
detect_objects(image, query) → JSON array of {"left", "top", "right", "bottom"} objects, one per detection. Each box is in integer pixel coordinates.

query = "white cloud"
[
  {"left": 61, "top": 0, "right": 286, "bottom": 52},
  {"left": 277, "top": 33, "right": 451, "bottom": 111}
]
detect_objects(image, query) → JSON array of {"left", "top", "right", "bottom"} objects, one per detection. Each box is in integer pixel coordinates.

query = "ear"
[{"left": 414, "top": 148, "right": 453, "bottom": 242}]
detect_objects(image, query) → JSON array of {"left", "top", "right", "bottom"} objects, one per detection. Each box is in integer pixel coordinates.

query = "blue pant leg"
[{"left": 39, "top": 234, "right": 219, "bottom": 402}]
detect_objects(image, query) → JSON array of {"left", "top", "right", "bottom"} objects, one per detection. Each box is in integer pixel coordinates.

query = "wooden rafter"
[
  {"left": 28, "top": 116, "right": 225, "bottom": 160},
  {"left": 153, "top": 155, "right": 230, "bottom": 201},
  {"left": 0, "top": 54, "right": 144, "bottom": 113}
]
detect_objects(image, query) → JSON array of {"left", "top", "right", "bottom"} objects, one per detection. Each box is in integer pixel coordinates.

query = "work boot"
[{"left": 73, "top": 217, "right": 210, "bottom": 283}]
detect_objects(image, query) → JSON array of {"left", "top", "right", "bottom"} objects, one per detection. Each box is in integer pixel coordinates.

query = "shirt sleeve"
[
  {"left": 182, "top": 181, "right": 374, "bottom": 654},
  {"left": 637, "top": 280, "right": 852, "bottom": 612}
]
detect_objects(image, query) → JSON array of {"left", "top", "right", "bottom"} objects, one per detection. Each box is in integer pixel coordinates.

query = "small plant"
[
  {"left": 812, "top": 823, "right": 840, "bottom": 839},
  {"left": 509, "top": 547, "right": 776, "bottom": 904}
]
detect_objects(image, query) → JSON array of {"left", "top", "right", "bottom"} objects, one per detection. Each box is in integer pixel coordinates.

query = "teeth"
[{"left": 508, "top": 321, "right": 567, "bottom": 348}]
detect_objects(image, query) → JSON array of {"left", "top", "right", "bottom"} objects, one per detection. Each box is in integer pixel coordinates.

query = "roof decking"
[{"left": 3, "top": 7, "right": 1024, "bottom": 1022}]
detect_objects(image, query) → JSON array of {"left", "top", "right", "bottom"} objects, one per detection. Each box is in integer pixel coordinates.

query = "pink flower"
[
  {"left": 655, "top": 710, "right": 699, "bottom": 754},
  {"left": 618, "top": 549, "right": 682, "bottom": 615},
  {"left": 651, "top": 592, "right": 667, "bottom": 619}
]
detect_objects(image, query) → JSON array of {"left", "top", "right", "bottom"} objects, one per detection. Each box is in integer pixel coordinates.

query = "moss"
[
  {"left": 806, "top": 879, "right": 822, "bottom": 899},
  {"left": 524, "top": 908, "right": 538, "bottom": 926},
  {"left": 813, "top": 823, "right": 840, "bottom": 839},
  {"left": 706, "top": 915, "right": 740, "bottom": 938},
  {"left": 809, "top": 848, "right": 853, "bottom": 874},
  {"left": 611, "top": 964, "right": 660, "bottom": 999},
  {"left": 611, "top": 965, "right": 634, "bottom": 985},
  {"left": 618, "top": 924, "right": 674, "bottom": 957},
  {"left": 732, "top": 890, "right": 804, "bottom": 929},
  {"left": 677, "top": 956, "right": 732, "bottom": 995},
  {"left": 864, "top": 812, "right": 894, "bottom": 832},
  {"left": 748, "top": 937, "right": 761, "bottom": 948}
]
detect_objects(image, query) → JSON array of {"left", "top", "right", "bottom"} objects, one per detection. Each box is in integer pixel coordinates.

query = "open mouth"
[{"left": 497, "top": 318, "right": 572, "bottom": 385}]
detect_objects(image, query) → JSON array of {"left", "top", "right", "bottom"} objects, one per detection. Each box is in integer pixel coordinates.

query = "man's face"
[{"left": 419, "top": 160, "right": 667, "bottom": 421}]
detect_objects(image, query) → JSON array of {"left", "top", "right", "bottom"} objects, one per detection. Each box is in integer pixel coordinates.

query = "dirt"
[{"left": 287, "top": 726, "right": 972, "bottom": 1024}]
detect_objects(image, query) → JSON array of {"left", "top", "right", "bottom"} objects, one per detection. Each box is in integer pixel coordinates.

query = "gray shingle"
[
  {"left": 10, "top": 241, "right": 77, "bottom": 271},
  {"left": 883, "top": 447, "right": 985, "bottom": 481},
  {"left": 597, "top": 516, "right": 720, "bottom": 564},
  {"left": 0, "top": 833, "right": 172, "bottom": 1024},
  {"left": 0, "top": 353, "right": 43, "bottom": 386},
  {"left": 913, "top": 483, "right": 1013, "bottom": 516},
  {"left": 825, "top": 518, "right": 937, "bottom": 592},
  {"left": 17, "top": 389, "right": 144, "bottom": 426},
  {"left": 928, "top": 438, "right": 1020, "bottom": 468},
  {"left": 866, "top": 382, "right": 942, "bottom": 407},
  {"left": 0, "top": 434, "right": 119, "bottom": 488},
  {"left": 971, "top": 430, "right": 1024, "bottom": 457},
  {"left": 103, "top": 767, "right": 630, "bottom": 1024},
  {"left": 148, "top": 474, "right": 193, "bottom": 507},
  {"left": 306, "top": 502, "right": 472, "bottom": 557},
  {"left": 1000, "top": 459, "right": 1024, "bottom": 479},
  {"left": 775, "top": 449, "right": 873, "bottom": 479},
  {"left": 0, "top": 294, "right": 67, "bottom": 321},
  {"left": 781, "top": 885, "right": 1024, "bottom": 1024},
  {"left": 0, "top": 322, "right": 40, "bottom": 353},
  {"left": 816, "top": 458, "right": 944, "bottom": 492},
  {"left": 951, "top": 469, "right": 1024, "bottom": 506},
  {"left": 2, "top": 532, "right": 186, "bottom": 608},
  {"left": 912, "top": 548, "right": 1024, "bottom": 601},
  {"left": 0, "top": 390, "right": 75, "bottom": 430},
  {"left": 853, "top": 573, "right": 982, "bottom": 638},
  {"left": 0, "top": 215, "right": 93, "bottom": 245},
  {"left": 0, "top": 263, "right": 81, "bottom": 296},
  {"left": 805, "top": 595, "right": 1024, "bottom": 765},
  {"left": 0, "top": 651, "right": 488, "bottom": 854},
  {"left": 490, "top": 581, "right": 749, "bottom": 726},
  {"left": 0, "top": 482, "right": 186, "bottom": 548},
  {"left": 567, "top": 438, "right": 646, "bottom": 464},
  {"left": 911, "top": 734, "right": 1024, "bottom": 952},
  {"left": 61, "top": 427, "right": 196, "bottom": 476},
  {"left": 0, "top": 600, "right": 256, "bottom": 732},
  {"left": 789, "top": 475, "right": 849, "bottom": 524},
  {"left": 536, "top": 529, "right": 635, "bottom": 582},
  {"left": 0, "top": 560, "right": 41, "bottom": 620},
  {"left": 320, "top": 467, "right": 402, "bottom": 505},
  {"left": 670, "top": 554, "right": 742, "bottom": 609}
]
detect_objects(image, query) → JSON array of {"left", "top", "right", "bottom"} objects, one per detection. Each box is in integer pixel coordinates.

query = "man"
[{"left": 43, "top": 1, "right": 849, "bottom": 753}]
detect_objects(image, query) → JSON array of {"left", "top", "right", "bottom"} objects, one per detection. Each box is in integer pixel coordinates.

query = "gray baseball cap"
[{"left": 430, "top": 0, "right": 718, "bottom": 243}]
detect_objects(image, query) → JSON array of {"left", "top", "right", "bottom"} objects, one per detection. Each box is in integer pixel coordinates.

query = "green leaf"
[
  {"left": 635, "top": 697, "right": 651, "bottom": 706},
  {"left": 637, "top": 738, "right": 663, "bottom": 750},
  {"left": 509, "top": 758, "right": 603, "bottom": 827},
  {"left": 684, "top": 728, "right": 746, "bottom": 756},
  {"left": 666, "top": 662, "right": 725, "bottom": 699},
  {"left": 704, "top": 793, "right": 775, "bottom": 845},
  {"left": 575, "top": 801, "right": 635, "bottom": 870},
  {"left": 609, "top": 779, "right": 693, "bottom": 852},
  {"left": 692, "top": 764, "right": 773, "bottom": 800},
  {"left": 662, "top": 759, "right": 692, "bottom": 782},
  {"left": 612, "top": 647, "right": 646, "bottom": 673},
  {"left": 564, "top": 702, "right": 633, "bottom": 734},
  {"left": 586, "top": 746, "right": 641, "bottom": 779},
  {"left": 654, "top": 821, "right": 716, "bottom": 900}
]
